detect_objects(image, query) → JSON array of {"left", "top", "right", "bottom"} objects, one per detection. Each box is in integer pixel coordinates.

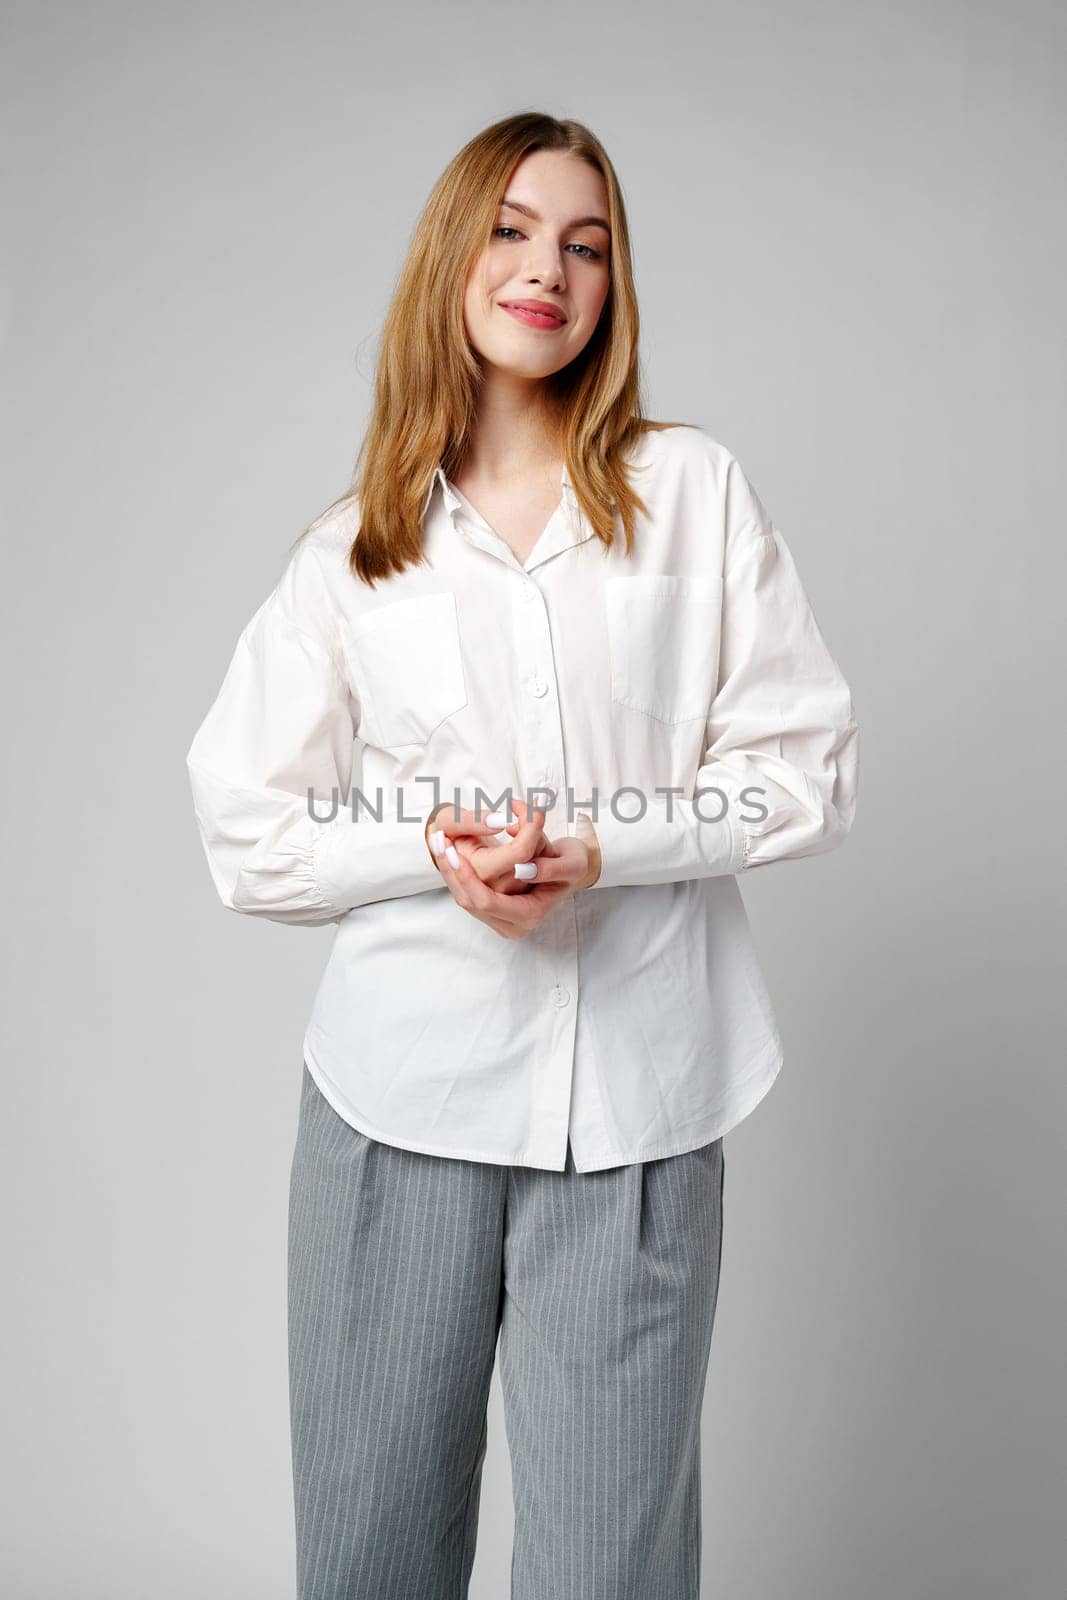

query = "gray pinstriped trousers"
[{"left": 288, "top": 1060, "right": 726, "bottom": 1599}]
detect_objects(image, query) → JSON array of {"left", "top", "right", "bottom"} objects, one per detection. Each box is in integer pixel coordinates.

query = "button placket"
[
  {"left": 511, "top": 573, "right": 556, "bottom": 812},
  {"left": 504, "top": 569, "right": 580, "bottom": 1169},
  {"left": 526, "top": 900, "right": 580, "bottom": 1169}
]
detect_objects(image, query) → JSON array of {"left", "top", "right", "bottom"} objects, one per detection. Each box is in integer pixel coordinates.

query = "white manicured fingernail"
[
  {"left": 429, "top": 829, "right": 446, "bottom": 855},
  {"left": 445, "top": 845, "right": 461, "bottom": 869},
  {"left": 485, "top": 809, "right": 510, "bottom": 828},
  {"left": 514, "top": 862, "right": 538, "bottom": 880}
]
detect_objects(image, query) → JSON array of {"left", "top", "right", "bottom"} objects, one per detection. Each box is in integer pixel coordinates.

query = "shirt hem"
[
  {"left": 570, "top": 1047, "right": 784, "bottom": 1171},
  {"left": 303, "top": 1038, "right": 784, "bottom": 1173},
  {"left": 302, "top": 1043, "right": 553, "bottom": 1167}
]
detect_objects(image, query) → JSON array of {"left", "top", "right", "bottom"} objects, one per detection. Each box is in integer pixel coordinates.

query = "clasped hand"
[{"left": 424, "top": 797, "right": 601, "bottom": 941}]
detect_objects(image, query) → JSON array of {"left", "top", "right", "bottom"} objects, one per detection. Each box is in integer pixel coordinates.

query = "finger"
[
  {"left": 447, "top": 829, "right": 546, "bottom": 872},
  {"left": 514, "top": 881, "right": 572, "bottom": 916},
  {"left": 486, "top": 870, "right": 540, "bottom": 897},
  {"left": 487, "top": 798, "right": 550, "bottom": 840},
  {"left": 438, "top": 841, "right": 520, "bottom": 921},
  {"left": 433, "top": 840, "right": 476, "bottom": 909},
  {"left": 472, "top": 828, "right": 567, "bottom": 893},
  {"left": 451, "top": 818, "right": 552, "bottom": 885},
  {"left": 428, "top": 804, "right": 522, "bottom": 844},
  {"left": 428, "top": 812, "right": 538, "bottom": 874},
  {"left": 480, "top": 913, "right": 526, "bottom": 940},
  {"left": 494, "top": 846, "right": 585, "bottom": 891},
  {"left": 447, "top": 816, "right": 551, "bottom": 851},
  {"left": 510, "top": 854, "right": 580, "bottom": 887},
  {"left": 483, "top": 880, "right": 563, "bottom": 929},
  {"left": 476, "top": 883, "right": 568, "bottom": 932},
  {"left": 468, "top": 810, "right": 545, "bottom": 845},
  {"left": 435, "top": 833, "right": 532, "bottom": 896}
]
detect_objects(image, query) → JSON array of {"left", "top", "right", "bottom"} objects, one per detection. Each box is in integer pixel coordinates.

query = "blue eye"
[{"left": 492, "top": 226, "right": 602, "bottom": 261}]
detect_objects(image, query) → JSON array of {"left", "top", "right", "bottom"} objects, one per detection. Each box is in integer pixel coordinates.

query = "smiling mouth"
[{"left": 499, "top": 303, "right": 567, "bottom": 329}]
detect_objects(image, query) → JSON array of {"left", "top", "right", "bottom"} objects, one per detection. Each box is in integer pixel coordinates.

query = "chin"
[{"left": 483, "top": 350, "right": 558, "bottom": 381}]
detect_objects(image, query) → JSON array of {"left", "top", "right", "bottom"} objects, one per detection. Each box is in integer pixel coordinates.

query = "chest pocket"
[
  {"left": 344, "top": 590, "right": 468, "bottom": 748},
  {"left": 605, "top": 573, "right": 724, "bottom": 725}
]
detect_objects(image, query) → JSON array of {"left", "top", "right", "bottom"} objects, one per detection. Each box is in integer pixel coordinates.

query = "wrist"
[{"left": 578, "top": 824, "right": 602, "bottom": 889}]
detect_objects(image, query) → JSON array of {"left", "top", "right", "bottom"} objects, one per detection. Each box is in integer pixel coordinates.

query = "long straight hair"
[{"left": 307, "top": 111, "right": 680, "bottom": 586}]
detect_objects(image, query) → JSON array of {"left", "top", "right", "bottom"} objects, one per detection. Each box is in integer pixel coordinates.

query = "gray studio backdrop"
[{"left": 2, "top": 3, "right": 1063, "bottom": 1596}]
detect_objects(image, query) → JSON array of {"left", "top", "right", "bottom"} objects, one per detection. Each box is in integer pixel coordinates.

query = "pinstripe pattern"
[{"left": 288, "top": 1061, "right": 726, "bottom": 1599}]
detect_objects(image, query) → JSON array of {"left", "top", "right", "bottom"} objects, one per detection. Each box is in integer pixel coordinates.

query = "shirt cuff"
[
  {"left": 587, "top": 798, "right": 749, "bottom": 889},
  {"left": 310, "top": 804, "right": 445, "bottom": 911}
]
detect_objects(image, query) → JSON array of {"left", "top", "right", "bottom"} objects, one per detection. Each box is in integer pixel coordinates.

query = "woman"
[{"left": 186, "top": 111, "right": 859, "bottom": 1599}]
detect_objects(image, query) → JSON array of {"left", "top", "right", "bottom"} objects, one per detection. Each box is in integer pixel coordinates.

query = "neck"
[{"left": 464, "top": 372, "right": 563, "bottom": 479}]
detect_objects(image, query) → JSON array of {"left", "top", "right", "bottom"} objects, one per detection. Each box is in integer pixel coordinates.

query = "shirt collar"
[
  {"left": 420, "top": 459, "right": 589, "bottom": 574},
  {"left": 421, "top": 460, "right": 577, "bottom": 522}
]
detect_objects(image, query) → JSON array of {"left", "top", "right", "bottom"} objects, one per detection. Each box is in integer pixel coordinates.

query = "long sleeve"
[
  {"left": 185, "top": 540, "right": 443, "bottom": 925},
  {"left": 590, "top": 461, "right": 860, "bottom": 889}
]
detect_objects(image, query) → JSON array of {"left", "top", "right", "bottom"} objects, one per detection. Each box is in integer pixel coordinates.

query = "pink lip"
[{"left": 499, "top": 300, "right": 567, "bottom": 330}]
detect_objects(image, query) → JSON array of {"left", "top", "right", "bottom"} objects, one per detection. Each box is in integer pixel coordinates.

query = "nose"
[{"left": 524, "top": 245, "right": 565, "bottom": 291}]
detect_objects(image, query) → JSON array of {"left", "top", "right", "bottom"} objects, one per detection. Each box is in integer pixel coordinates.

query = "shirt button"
[
  {"left": 529, "top": 677, "right": 548, "bottom": 698},
  {"left": 521, "top": 581, "right": 536, "bottom": 602},
  {"left": 550, "top": 985, "right": 571, "bottom": 1008}
]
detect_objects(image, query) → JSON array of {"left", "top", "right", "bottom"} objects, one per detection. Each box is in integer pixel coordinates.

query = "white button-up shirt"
[{"left": 186, "top": 424, "right": 859, "bottom": 1171}]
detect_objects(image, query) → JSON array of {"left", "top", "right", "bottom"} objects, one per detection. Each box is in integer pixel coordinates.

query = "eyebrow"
[{"left": 499, "top": 197, "right": 611, "bottom": 235}]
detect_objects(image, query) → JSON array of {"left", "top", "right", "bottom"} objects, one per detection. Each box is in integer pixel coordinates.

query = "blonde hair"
[{"left": 307, "top": 110, "right": 681, "bottom": 586}]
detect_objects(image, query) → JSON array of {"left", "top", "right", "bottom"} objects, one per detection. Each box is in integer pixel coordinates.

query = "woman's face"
[{"left": 463, "top": 149, "right": 612, "bottom": 382}]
